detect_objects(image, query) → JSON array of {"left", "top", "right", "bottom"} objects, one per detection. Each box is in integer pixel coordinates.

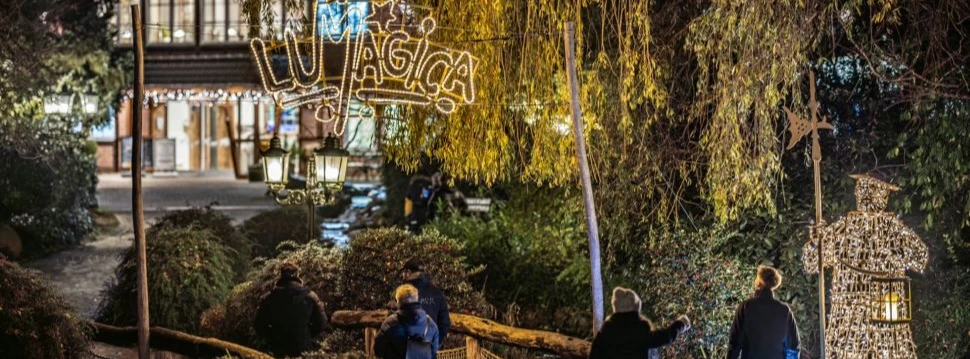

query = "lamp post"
[{"left": 261, "top": 132, "right": 349, "bottom": 242}]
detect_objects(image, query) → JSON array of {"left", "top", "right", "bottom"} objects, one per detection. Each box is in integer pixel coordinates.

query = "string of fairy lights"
[{"left": 804, "top": 175, "right": 928, "bottom": 359}]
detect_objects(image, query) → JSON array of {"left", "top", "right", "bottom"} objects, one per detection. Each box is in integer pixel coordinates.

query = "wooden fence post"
[
  {"left": 465, "top": 336, "right": 480, "bottom": 359},
  {"left": 364, "top": 327, "right": 378, "bottom": 357}
]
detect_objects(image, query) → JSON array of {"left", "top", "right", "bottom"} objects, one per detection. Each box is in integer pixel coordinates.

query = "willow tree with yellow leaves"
[
  {"left": 238, "top": 0, "right": 844, "bottom": 221},
  {"left": 235, "top": 0, "right": 970, "bottom": 357}
]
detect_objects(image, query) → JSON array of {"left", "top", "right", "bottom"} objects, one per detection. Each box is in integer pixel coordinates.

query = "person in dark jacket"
[
  {"left": 254, "top": 263, "right": 329, "bottom": 357},
  {"left": 728, "top": 265, "right": 801, "bottom": 359},
  {"left": 401, "top": 258, "right": 451, "bottom": 343},
  {"left": 375, "top": 284, "right": 440, "bottom": 359},
  {"left": 588, "top": 287, "right": 691, "bottom": 359},
  {"left": 405, "top": 175, "right": 434, "bottom": 232}
]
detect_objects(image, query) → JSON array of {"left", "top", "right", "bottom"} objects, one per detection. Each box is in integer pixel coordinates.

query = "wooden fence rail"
[
  {"left": 330, "top": 310, "right": 591, "bottom": 359},
  {"left": 91, "top": 310, "right": 591, "bottom": 359},
  {"left": 91, "top": 322, "right": 273, "bottom": 359}
]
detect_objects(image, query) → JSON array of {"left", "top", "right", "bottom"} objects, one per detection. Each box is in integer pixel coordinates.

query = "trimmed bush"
[
  {"left": 339, "top": 228, "right": 487, "bottom": 314},
  {"left": 150, "top": 207, "right": 252, "bottom": 280},
  {"left": 202, "top": 229, "right": 487, "bottom": 353},
  {"left": 98, "top": 226, "right": 235, "bottom": 333},
  {"left": 0, "top": 122, "right": 97, "bottom": 258},
  {"left": 427, "top": 184, "right": 591, "bottom": 334},
  {"left": 241, "top": 207, "right": 322, "bottom": 258},
  {"left": 616, "top": 227, "right": 748, "bottom": 358},
  {"left": 201, "top": 241, "right": 342, "bottom": 349},
  {"left": 0, "top": 257, "right": 91, "bottom": 359}
]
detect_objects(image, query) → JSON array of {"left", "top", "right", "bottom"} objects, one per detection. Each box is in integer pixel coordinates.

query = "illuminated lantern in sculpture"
[{"left": 803, "top": 174, "right": 928, "bottom": 359}]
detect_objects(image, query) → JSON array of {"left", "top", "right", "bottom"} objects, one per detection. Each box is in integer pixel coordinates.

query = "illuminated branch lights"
[
  {"left": 803, "top": 175, "right": 928, "bottom": 359},
  {"left": 250, "top": 0, "right": 478, "bottom": 136}
]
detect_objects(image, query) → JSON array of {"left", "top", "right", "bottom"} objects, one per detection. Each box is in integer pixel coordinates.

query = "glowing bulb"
[
  {"left": 266, "top": 158, "right": 284, "bottom": 183},
  {"left": 173, "top": 29, "right": 186, "bottom": 38},
  {"left": 883, "top": 293, "right": 900, "bottom": 321}
]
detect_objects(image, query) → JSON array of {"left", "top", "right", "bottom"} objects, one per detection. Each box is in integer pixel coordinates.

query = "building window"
[
  {"left": 227, "top": 0, "right": 248, "bottom": 41},
  {"left": 317, "top": 0, "right": 369, "bottom": 37},
  {"left": 114, "top": 0, "right": 135, "bottom": 44},
  {"left": 266, "top": 107, "right": 299, "bottom": 134},
  {"left": 203, "top": 0, "right": 249, "bottom": 42},
  {"left": 148, "top": 0, "right": 195, "bottom": 44},
  {"left": 203, "top": 0, "right": 226, "bottom": 42}
]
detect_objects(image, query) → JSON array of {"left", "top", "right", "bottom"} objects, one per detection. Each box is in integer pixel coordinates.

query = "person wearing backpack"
[{"left": 375, "top": 284, "right": 440, "bottom": 359}]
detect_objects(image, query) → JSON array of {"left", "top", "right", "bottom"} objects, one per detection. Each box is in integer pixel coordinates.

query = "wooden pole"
[
  {"left": 253, "top": 102, "right": 262, "bottom": 164},
  {"left": 130, "top": 5, "right": 150, "bottom": 359},
  {"left": 809, "top": 71, "right": 827, "bottom": 359},
  {"left": 563, "top": 22, "right": 605, "bottom": 332},
  {"left": 224, "top": 105, "right": 242, "bottom": 178}
]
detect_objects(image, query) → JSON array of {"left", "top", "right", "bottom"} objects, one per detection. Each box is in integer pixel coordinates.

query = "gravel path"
[{"left": 26, "top": 215, "right": 134, "bottom": 318}]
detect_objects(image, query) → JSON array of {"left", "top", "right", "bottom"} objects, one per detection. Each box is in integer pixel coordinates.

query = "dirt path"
[{"left": 26, "top": 215, "right": 133, "bottom": 318}]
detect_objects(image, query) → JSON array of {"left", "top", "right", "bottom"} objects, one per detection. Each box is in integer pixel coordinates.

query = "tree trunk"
[
  {"left": 91, "top": 322, "right": 274, "bottom": 359},
  {"left": 330, "top": 310, "right": 591, "bottom": 359}
]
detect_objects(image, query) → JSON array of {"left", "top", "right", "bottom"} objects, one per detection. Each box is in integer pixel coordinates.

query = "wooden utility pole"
[
  {"left": 130, "top": 5, "right": 150, "bottom": 359},
  {"left": 563, "top": 21, "right": 605, "bottom": 332}
]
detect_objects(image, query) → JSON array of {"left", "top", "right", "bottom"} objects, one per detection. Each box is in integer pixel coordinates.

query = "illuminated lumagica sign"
[{"left": 251, "top": 0, "right": 478, "bottom": 135}]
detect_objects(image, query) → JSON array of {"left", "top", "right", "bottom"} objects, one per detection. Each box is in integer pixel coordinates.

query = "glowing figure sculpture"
[{"left": 804, "top": 174, "right": 928, "bottom": 359}]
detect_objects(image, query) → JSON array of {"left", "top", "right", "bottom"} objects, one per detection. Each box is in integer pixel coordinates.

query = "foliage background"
[
  {"left": 0, "top": 0, "right": 125, "bottom": 260},
  {"left": 237, "top": 0, "right": 970, "bottom": 357},
  {"left": 0, "top": 123, "right": 99, "bottom": 258}
]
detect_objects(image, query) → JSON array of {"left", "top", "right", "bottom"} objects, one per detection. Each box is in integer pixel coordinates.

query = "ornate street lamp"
[
  {"left": 261, "top": 136, "right": 290, "bottom": 187},
  {"left": 261, "top": 132, "right": 348, "bottom": 243},
  {"left": 314, "top": 133, "right": 349, "bottom": 189}
]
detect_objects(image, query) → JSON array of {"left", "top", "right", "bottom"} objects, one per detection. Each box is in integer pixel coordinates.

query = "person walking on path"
[
  {"left": 402, "top": 258, "right": 452, "bottom": 343},
  {"left": 588, "top": 286, "right": 691, "bottom": 359},
  {"left": 254, "top": 263, "right": 329, "bottom": 357},
  {"left": 375, "top": 284, "right": 441, "bottom": 359},
  {"left": 727, "top": 265, "right": 801, "bottom": 359}
]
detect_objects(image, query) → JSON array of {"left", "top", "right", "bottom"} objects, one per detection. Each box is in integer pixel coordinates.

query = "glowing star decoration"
[
  {"left": 250, "top": 0, "right": 479, "bottom": 135},
  {"left": 804, "top": 174, "right": 929, "bottom": 359}
]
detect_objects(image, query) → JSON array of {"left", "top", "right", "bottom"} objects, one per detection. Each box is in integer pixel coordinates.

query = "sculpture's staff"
[{"left": 784, "top": 71, "right": 834, "bottom": 359}]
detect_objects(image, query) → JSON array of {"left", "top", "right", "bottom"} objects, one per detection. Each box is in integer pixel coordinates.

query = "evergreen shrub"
[
  {"left": 339, "top": 228, "right": 487, "bottom": 314},
  {"left": 150, "top": 207, "right": 252, "bottom": 279},
  {"left": 0, "top": 258, "right": 90, "bottom": 359},
  {"left": 97, "top": 226, "right": 235, "bottom": 333},
  {"left": 427, "top": 184, "right": 591, "bottom": 334},
  {"left": 0, "top": 122, "right": 97, "bottom": 258},
  {"left": 241, "top": 207, "right": 322, "bottom": 258},
  {"left": 201, "top": 241, "right": 342, "bottom": 349}
]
